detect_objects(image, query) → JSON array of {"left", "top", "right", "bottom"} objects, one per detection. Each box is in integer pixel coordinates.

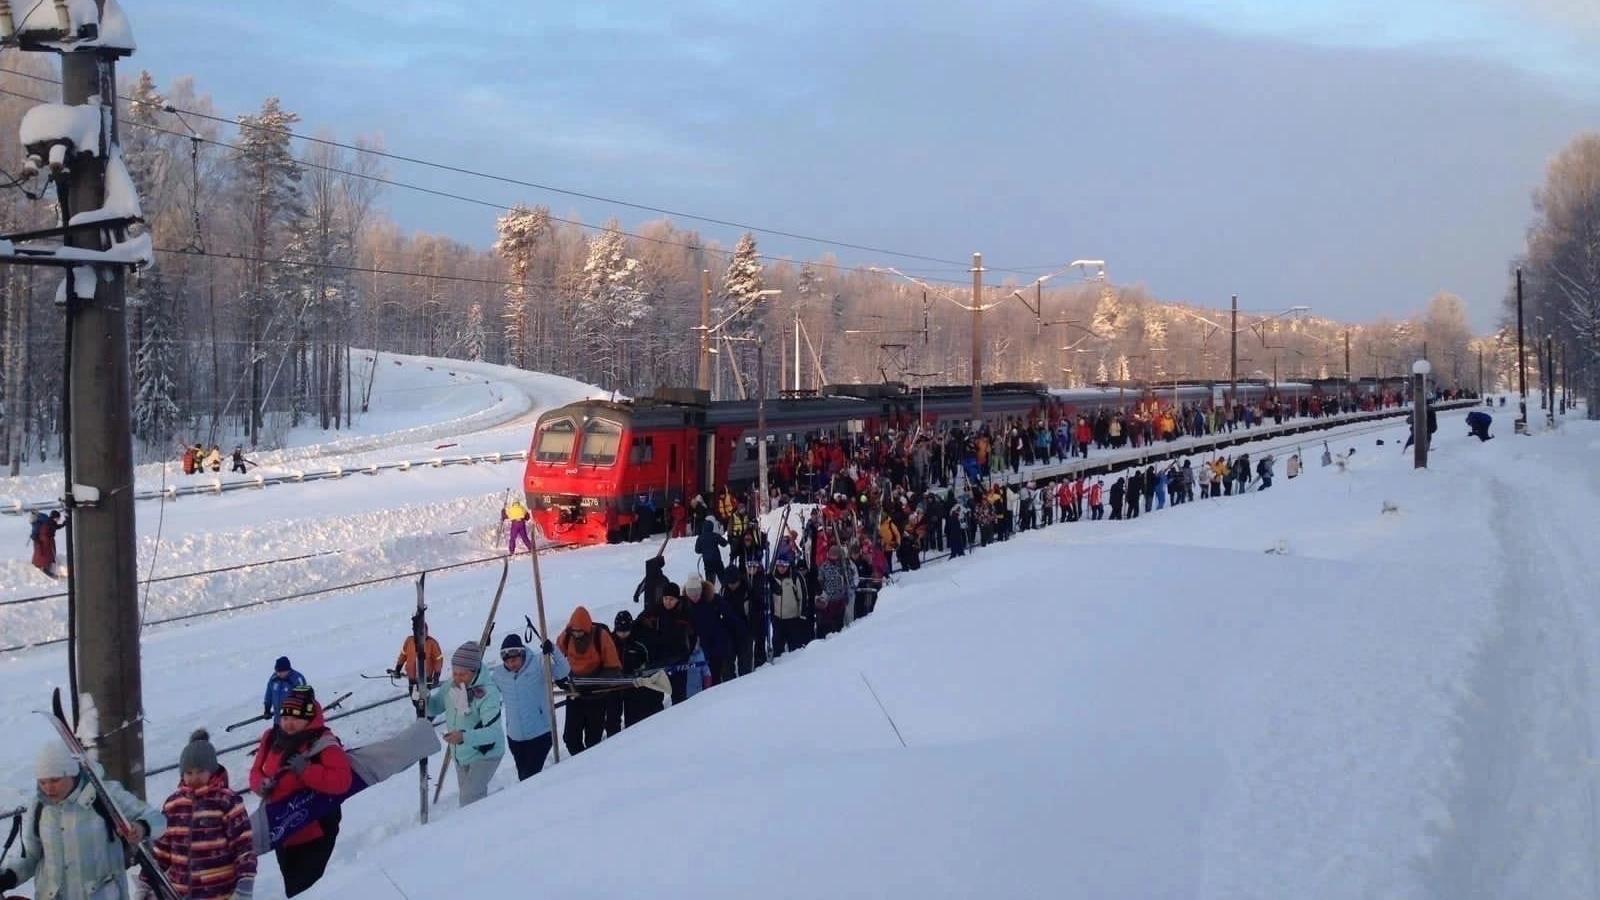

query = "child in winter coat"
[{"left": 146, "top": 729, "right": 256, "bottom": 899}]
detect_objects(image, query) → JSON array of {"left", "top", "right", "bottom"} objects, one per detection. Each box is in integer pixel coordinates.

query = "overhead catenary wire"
[{"left": 0, "top": 69, "right": 1044, "bottom": 278}]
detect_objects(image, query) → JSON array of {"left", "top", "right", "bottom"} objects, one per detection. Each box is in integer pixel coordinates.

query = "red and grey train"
[{"left": 522, "top": 379, "right": 1315, "bottom": 546}]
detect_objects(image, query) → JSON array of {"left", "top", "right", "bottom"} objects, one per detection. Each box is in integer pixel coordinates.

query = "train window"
[
  {"left": 744, "top": 435, "right": 758, "bottom": 461},
  {"left": 579, "top": 419, "right": 623, "bottom": 466},
  {"left": 534, "top": 418, "right": 577, "bottom": 463},
  {"left": 629, "top": 436, "right": 655, "bottom": 465}
]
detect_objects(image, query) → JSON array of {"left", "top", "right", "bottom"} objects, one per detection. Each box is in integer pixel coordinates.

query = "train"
[{"left": 521, "top": 378, "right": 1328, "bottom": 546}]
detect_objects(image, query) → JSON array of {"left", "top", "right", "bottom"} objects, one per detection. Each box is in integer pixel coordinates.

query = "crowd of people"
[{"left": 178, "top": 443, "right": 254, "bottom": 476}]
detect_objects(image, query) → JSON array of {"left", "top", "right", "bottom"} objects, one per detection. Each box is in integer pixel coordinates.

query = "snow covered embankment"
[{"left": 314, "top": 412, "right": 1525, "bottom": 899}]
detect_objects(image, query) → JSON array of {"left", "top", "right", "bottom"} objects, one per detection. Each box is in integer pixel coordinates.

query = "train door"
[{"left": 701, "top": 431, "right": 717, "bottom": 495}]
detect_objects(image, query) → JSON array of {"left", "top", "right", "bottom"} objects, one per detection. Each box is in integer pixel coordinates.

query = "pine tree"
[
  {"left": 133, "top": 270, "right": 181, "bottom": 450},
  {"left": 574, "top": 220, "right": 649, "bottom": 389},
  {"left": 719, "top": 231, "right": 765, "bottom": 327},
  {"left": 1092, "top": 287, "right": 1123, "bottom": 339},
  {"left": 1096, "top": 359, "right": 1109, "bottom": 383},
  {"left": 493, "top": 205, "right": 550, "bottom": 369},
  {"left": 464, "top": 302, "right": 486, "bottom": 362}
]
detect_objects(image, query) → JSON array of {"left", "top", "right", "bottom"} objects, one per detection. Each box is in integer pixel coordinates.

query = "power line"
[{"left": 0, "top": 66, "right": 1001, "bottom": 272}]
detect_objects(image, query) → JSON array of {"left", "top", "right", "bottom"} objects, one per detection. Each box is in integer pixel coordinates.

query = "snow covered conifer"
[
  {"left": 493, "top": 205, "right": 550, "bottom": 369},
  {"left": 133, "top": 270, "right": 181, "bottom": 450},
  {"left": 720, "top": 231, "right": 764, "bottom": 327},
  {"left": 464, "top": 303, "right": 486, "bottom": 362},
  {"left": 574, "top": 220, "right": 648, "bottom": 389}
]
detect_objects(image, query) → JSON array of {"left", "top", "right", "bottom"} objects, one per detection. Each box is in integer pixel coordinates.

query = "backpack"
[{"left": 29, "top": 513, "right": 47, "bottom": 543}]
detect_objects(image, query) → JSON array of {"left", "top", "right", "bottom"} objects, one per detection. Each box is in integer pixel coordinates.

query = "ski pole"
[{"left": 224, "top": 712, "right": 269, "bottom": 733}]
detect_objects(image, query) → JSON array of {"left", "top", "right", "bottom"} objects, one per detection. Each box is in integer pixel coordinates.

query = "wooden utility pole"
[
  {"left": 970, "top": 252, "right": 983, "bottom": 424},
  {"left": 1412, "top": 360, "right": 1430, "bottom": 469},
  {"left": 696, "top": 269, "right": 711, "bottom": 392},
  {"left": 62, "top": 11, "right": 145, "bottom": 794},
  {"left": 1515, "top": 267, "right": 1528, "bottom": 432}
]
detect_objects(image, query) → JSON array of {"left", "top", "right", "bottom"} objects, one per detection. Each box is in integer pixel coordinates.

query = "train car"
[{"left": 523, "top": 383, "right": 1053, "bottom": 545}]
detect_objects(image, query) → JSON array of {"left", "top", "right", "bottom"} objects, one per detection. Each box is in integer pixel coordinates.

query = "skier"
[
  {"left": 816, "top": 545, "right": 855, "bottom": 639},
  {"left": 611, "top": 610, "right": 662, "bottom": 727},
  {"left": 669, "top": 499, "right": 688, "bottom": 538},
  {"left": 1287, "top": 453, "right": 1302, "bottom": 478},
  {"left": 1256, "top": 455, "right": 1274, "bottom": 490},
  {"left": 502, "top": 497, "right": 533, "bottom": 555},
  {"left": 0, "top": 741, "right": 167, "bottom": 900},
  {"left": 652, "top": 586, "right": 695, "bottom": 702},
  {"left": 493, "top": 630, "right": 569, "bottom": 779},
  {"left": 719, "top": 562, "right": 759, "bottom": 677},
  {"left": 28, "top": 510, "right": 64, "bottom": 578},
  {"left": 144, "top": 729, "right": 255, "bottom": 900},
  {"left": 695, "top": 517, "right": 728, "bottom": 588},
  {"left": 632, "top": 553, "right": 670, "bottom": 607},
  {"left": 248, "top": 688, "right": 352, "bottom": 897},
  {"left": 181, "top": 444, "right": 198, "bottom": 475},
  {"left": 684, "top": 573, "right": 736, "bottom": 685},
  {"left": 1109, "top": 477, "right": 1125, "bottom": 521},
  {"left": 263, "top": 656, "right": 307, "bottom": 722},
  {"left": 205, "top": 445, "right": 223, "bottom": 473},
  {"left": 230, "top": 446, "right": 250, "bottom": 475},
  {"left": 768, "top": 552, "right": 813, "bottom": 657},
  {"left": 394, "top": 628, "right": 444, "bottom": 695},
  {"left": 556, "top": 606, "right": 622, "bottom": 756},
  {"left": 426, "top": 642, "right": 505, "bottom": 807}
]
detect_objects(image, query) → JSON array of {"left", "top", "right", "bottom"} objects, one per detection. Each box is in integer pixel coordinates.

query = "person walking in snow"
[
  {"left": 230, "top": 446, "right": 250, "bottom": 475},
  {"left": 181, "top": 443, "right": 198, "bottom": 475},
  {"left": 263, "top": 656, "right": 307, "bottom": 722},
  {"left": 427, "top": 642, "right": 505, "bottom": 807},
  {"left": 611, "top": 611, "right": 663, "bottom": 727},
  {"left": 0, "top": 741, "right": 167, "bottom": 900},
  {"left": 557, "top": 606, "right": 623, "bottom": 756},
  {"left": 684, "top": 573, "right": 736, "bottom": 686},
  {"left": 145, "top": 729, "right": 255, "bottom": 900},
  {"left": 502, "top": 497, "right": 533, "bottom": 555},
  {"left": 768, "top": 552, "right": 813, "bottom": 657},
  {"left": 249, "top": 688, "right": 351, "bottom": 897},
  {"left": 491, "top": 632, "right": 569, "bottom": 780},
  {"left": 394, "top": 629, "right": 444, "bottom": 696},
  {"left": 205, "top": 445, "right": 223, "bottom": 473},
  {"left": 816, "top": 545, "right": 855, "bottom": 638},
  {"left": 695, "top": 517, "right": 728, "bottom": 588},
  {"left": 28, "top": 510, "right": 64, "bottom": 578}
]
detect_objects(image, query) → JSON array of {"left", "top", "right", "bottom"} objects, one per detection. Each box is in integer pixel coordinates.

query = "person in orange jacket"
[
  {"left": 556, "top": 606, "right": 621, "bottom": 757},
  {"left": 249, "top": 688, "right": 353, "bottom": 897},
  {"left": 394, "top": 629, "right": 444, "bottom": 694}
]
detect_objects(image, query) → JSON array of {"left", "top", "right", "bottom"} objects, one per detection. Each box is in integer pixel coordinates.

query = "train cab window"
[
  {"left": 629, "top": 436, "right": 655, "bottom": 465},
  {"left": 579, "top": 419, "right": 624, "bottom": 466},
  {"left": 534, "top": 418, "right": 577, "bottom": 463}
]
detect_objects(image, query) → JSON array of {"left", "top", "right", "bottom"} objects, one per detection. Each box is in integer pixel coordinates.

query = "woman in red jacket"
[{"left": 249, "top": 688, "right": 353, "bottom": 898}]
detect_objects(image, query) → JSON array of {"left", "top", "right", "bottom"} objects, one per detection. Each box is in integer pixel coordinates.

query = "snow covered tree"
[
  {"left": 464, "top": 302, "right": 486, "bottom": 362},
  {"left": 1521, "top": 133, "right": 1600, "bottom": 418},
  {"left": 1096, "top": 359, "right": 1109, "bottom": 383},
  {"left": 1092, "top": 286, "right": 1123, "bottom": 339},
  {"left": 573, "top": 221, "right": 649, "bottom": 389},
  {"left": 133, "top": 270, "right": 181, "bottom": 450},
  {"left": 720, "top": 231, "right": 765, "bottom": 327},
  {"left": 493, "top": 205, "right": 550, "bottom": 369}
]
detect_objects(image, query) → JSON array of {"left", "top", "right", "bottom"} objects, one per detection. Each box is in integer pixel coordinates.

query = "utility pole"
[
  {"left": 1515, "top": 267, "right": 1527, "bottom": 433},
  {"left": 63, "top": 8, "right": 144, "bottom": 795},
  {"left": 756, "top": 337, "right": 767, "bottom": 515},
  {"left": 970, "top": 252, "right": 983, "bottom": 424},
  {"left": 1343, "top": 329, "right": 1351, "bottom": 384},
  {"left": 1229, "top": 294, "right": 1238, "bottom": 405},
  {"left": 696, "top": 269, "right": 711, "bottom": 393},
  {"left": 1412, "top": 359, "right": 1430, "bottom": 469},
  {"left": 793, "top": 304, "right": 801, "bottom": 394}
]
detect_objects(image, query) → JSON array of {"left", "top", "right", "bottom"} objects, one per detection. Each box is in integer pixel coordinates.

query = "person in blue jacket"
[
  {"left": 490, "top": 632, "right": 570, "bottom": 781},
  {"left": 263, "top": 656, "right": 307, "bottom": 721}
]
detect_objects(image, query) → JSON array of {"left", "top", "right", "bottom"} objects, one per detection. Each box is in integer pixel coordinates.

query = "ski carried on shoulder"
[
  {"left": 433, "top": 558, "right": 510, "bottom": 804},
  {"left": 41, "top": 688, "right": 182, "bottom": 900}
]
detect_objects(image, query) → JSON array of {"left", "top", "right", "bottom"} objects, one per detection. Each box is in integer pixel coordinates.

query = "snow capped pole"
[{"left": 5, "top": 0, "right": 148, "bottom": 796}]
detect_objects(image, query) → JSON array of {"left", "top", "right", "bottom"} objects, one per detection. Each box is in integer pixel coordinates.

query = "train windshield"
[
  {"left": 534, "top": 418, "right": 577, "bottom": 463},
  {"left": 578, "top": 418, "right": 623, "bottom": 466}
]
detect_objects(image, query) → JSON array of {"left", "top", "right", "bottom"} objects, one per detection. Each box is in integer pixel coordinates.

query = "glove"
[
  {"left": 0, "top": 869, "right": 18, "bottom": 891},
  {"left": 541, "top": 639, "right": 555, "bottom": 656},
  {"left": 286, "top": 755, "right": 310, "bottom": 775}
]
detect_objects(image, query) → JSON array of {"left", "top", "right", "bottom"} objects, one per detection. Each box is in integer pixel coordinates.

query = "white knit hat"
[
  {"left": 35, "top": 741, "right": 79, "bottom": 780},
  {"left": 683, "top": 574, "right": 704, "bottom": 597}
]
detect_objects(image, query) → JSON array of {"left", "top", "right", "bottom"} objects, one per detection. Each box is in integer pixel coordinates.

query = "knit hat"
[
  {"left": 613, "top": 611, "right": 634, "bottom": 632},
  {"left": 499, "top": 633, "right": 525, "bottom": 659},
  {"left": 451, "top": 641, "right": 483, "bottom": 673},
  {"left": 279, "top": 685, "right": 318, "bottom": 721},
  {"left": 274, "top": 656, "right": 292, "bottom": 673},
  {"left": 683, "top": 573, "right": 704, "bottom": 597},
  {"left": 34, "top": 740, "right": 79, "bottom": 780},
  {"left": 179, "top": 729, "right": 219, "bottom": 774}
]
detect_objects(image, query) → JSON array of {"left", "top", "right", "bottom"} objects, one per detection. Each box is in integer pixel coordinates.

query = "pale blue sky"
[{"left": 123, "top": 1, "right": 1600, "bottom": 328}]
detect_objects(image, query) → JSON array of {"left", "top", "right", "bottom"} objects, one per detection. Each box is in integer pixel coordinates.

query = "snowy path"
[{"left": 1423, "top": 420, "right": 1600, "bottom": 897}]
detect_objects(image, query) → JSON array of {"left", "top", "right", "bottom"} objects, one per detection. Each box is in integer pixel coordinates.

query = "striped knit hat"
[{"left": 451, "top": 641, "right": 483, "bottom": 674}]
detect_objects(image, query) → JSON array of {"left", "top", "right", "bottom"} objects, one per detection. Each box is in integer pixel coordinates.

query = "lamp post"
[{"left": 1515, "top": 267, "right": 1527, "bottom": 433}]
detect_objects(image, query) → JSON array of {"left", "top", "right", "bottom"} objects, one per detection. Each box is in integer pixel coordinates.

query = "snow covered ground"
[
  {"left": 0, "top": 353, "right": 601, "bottom": 640},
  {"left": 5, "top": 400, "right": 1599, "bottom": 898}
]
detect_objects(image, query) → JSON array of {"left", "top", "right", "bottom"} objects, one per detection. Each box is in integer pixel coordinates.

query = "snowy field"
[{"left": 4, "top": 395, "right": 1597, "bottom": 897}]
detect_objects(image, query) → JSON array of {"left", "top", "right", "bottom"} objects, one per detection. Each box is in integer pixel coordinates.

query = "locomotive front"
[{"left": 522, "top": 400, "right": 631, "bottom": 546}]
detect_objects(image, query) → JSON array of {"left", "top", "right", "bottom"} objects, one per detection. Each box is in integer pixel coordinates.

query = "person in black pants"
[
  {"left": 612, "top": 611, "right": 664, "bottom": 727},
  {"left": 768, "top": 556, "right": 813, "bottom": 656}
]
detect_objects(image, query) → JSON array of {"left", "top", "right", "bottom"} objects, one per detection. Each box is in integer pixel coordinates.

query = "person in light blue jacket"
[
  {"left": 427, "top": 641, "right": 506, "bottom": 807},
  {"left": 0, "top": 741, "right": 166, "bottom": 900},
  {"left": 491, "top": 632, "right": 570, "bottom": 781}
]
